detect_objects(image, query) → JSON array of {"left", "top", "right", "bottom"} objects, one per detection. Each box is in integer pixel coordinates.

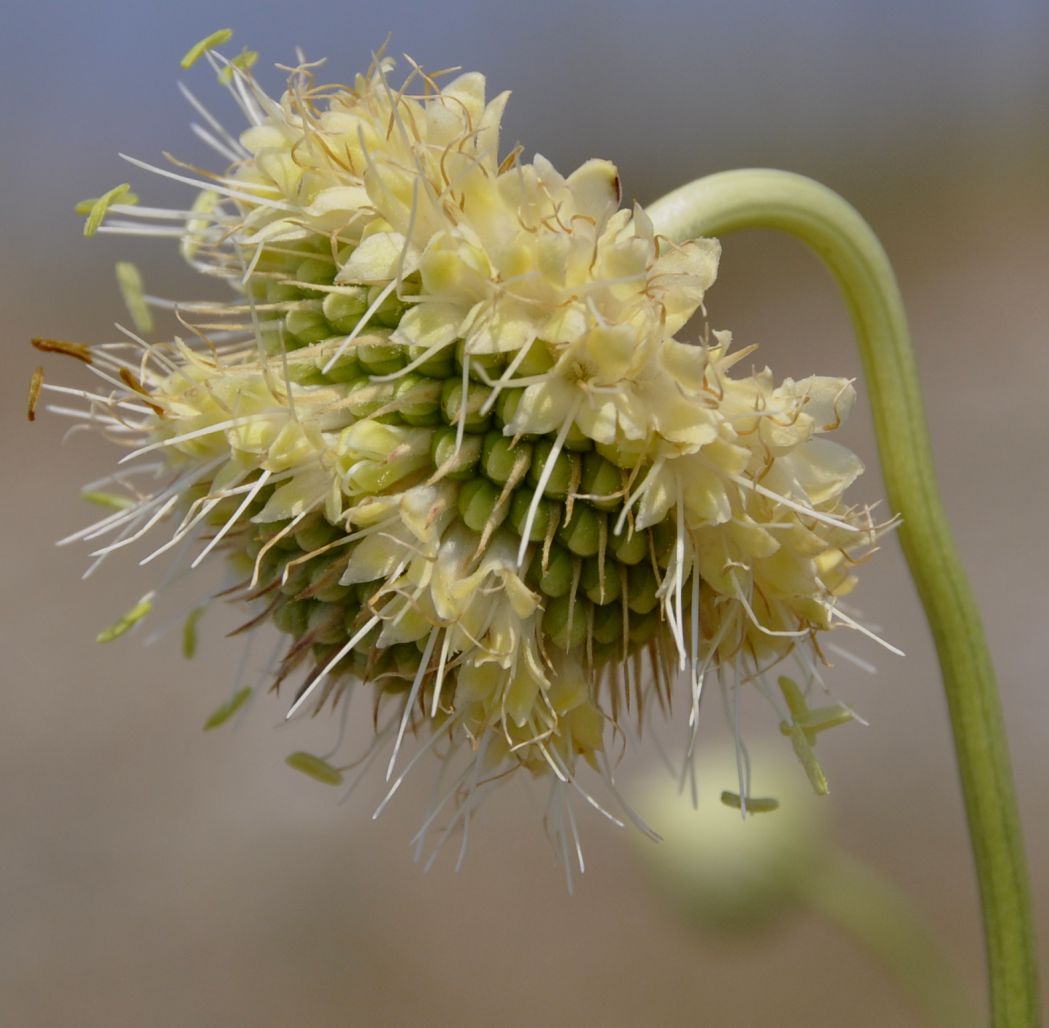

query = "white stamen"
[
  {"left": 320, "top": 277, "right": 399, "bottom": 374},
  {"left": 430, "top": 631, "right": 453, "bottom": 717},
  {"left": 119, "top": 154, "right": 298, "bottom": 212},
  {"left": 386, "top": 628, "right": 439, "bottom": 781},
  {"left": 454, "top": 352, "right": 470, "bottom": 453},
  {"left": 284, "top": 613, "right": 382, "bottom": 720},
  {"left": 372, "top": 713, "right": 463, "bottom": 820},
  {"left": 177, "top": 80, "right": 249, "bottom": 159},
  {"left": 117, "top": 417, "right": 244, "bottom": 463},
  {"left": 827, "top": 604, "right": 905, "bottom": 655},
  {"left": 613, "top": 460, "right": 664, "bottom": 537},
  {"left": 190, "top": 469, "right": 272, "bottom": 568},
  {"left": 730, "top": 473, "right": 862, "bottom": 533},
  {"left": 39, "top": 383, "right": 154, "bottom": 416},
  {"left": 516, "top": 404, "right": 579, "bottom": 565}
]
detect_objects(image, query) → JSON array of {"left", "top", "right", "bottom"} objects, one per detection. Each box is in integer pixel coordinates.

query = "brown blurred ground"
[{"left": 2, "top": 6, "right": 1048, "bottom": 1026}]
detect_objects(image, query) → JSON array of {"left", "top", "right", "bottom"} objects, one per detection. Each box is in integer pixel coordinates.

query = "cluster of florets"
[{"left": 39, "top": 41, "right": 882, "bottom": 861}]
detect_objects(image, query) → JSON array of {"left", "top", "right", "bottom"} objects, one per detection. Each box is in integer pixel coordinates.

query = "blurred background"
[{"left": 3, "top": 1, "right": 1048, "bottom": 1025}]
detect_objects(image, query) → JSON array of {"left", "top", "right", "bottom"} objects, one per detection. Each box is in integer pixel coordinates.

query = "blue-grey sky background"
[{"left": 5, "top": 1, "right": 1048, "bottom": 210}]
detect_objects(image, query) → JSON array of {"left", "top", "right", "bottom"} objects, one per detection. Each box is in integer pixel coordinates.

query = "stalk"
[{"left": 648, "top": 169, "right": 1039, "bottom": 1026}]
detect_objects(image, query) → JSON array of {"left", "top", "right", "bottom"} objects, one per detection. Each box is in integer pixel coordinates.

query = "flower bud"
[{"left": 630, "top": 748, "right": 827, "bottom": 930}]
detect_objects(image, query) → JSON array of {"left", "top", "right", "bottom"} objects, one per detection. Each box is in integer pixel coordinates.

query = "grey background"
[{"left": 3, "top": 2, "right": 1048, "bottom": 1025}]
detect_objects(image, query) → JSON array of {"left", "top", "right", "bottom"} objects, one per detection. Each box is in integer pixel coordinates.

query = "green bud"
[
  {"left": 458, "top": 477, "right": 506, "bottom": 534},
  {"left": 180, "top": 28, "right": 234, "bottom": 69},
  {"left": 455, "top": 339, "right": 506, "bottom": 382},
  {"left": 344, "top": 378, "right": 398, "bottom": 419},
  {"left": 321, "top": 352, "right": 361, "bottom": 383},
  {"left": 494, "top": 389, "right": 533, "bottom": 434},
  {"left": 535, "top": 545, "right": 574, "bottom": 598},
  {"left": 430, "top": 427, "right": 483, "bottom": 479},
  {"left": 407, "top": 343, "right": 455, "bottom": 378},
  {"left": 277, "top": 529, "right": 307, "bottom": 552},
  {"left": 296, "top": 256, "right": 337, "bottom": 293},
  {"left": 285, "top": 301, "right": 331, "bottom": 344},
  {"left": 628, "top": 608, "right": 660, "bottom": 644},
  {"left": 322, "top": 288, "right": 369, "bottom": 333},
  {"left": 482, "top": 432, "right": 532, "bottom": 484},
  {"left": 563, "top": 421, "right": 593, "bottom": 452},
  {"left": 257, "top": 324, "right": 284, "bottom": 356},
  {"left": 515, "top": 338, "right": 555, "bottom": 376},
  {"left": 96, "top": 592, "right": 154, "bottom": 643},
  {"left": 354, "top": 581, "right": 380, "bottom": 607},
  {"left": 528, "top": 439, "right": 575, "bottom": 499},
  {"left": 612, "top": 526, "right": 649, "bottom": 566},
  {"left": 582, "top": 556, "right": 621, "bottom": 605},
  {"left": 308, "top": 601, "right": 346, "bottom": 645},
  {"left": 651, "top": 518, "right": 679, "bottom": 568},
  {"left": 246, "top": 275, "right": 269, "bottom": 302},
  {"left": 357, "top": 339, "right": 405, "bottom": 376},
  {"left": 265, "top": 278, "right": 302, "bottom": 305},
  {"left": 543, "top": 593, "right": 591, "bottom": 651},
  {"left": 307, "top": 561, "right": 353, "bottom": 604},
  {"left": 627, "top": 562, "right": 660, "bottom": 615},
  {"left": 557, "top": 505, "right": 602, "bottom": 558},
  {"left": 254, "top": 546, "right": 282, "bottom": 588},
  {"left": 273, "top": 597, "right": 311, "bottom": 636},
  {"left": 367, "top": 284, "right": 406, "bottom": 328},
  {"left": 346, "top": 614, "right": 381, "bottom": 653},
  {"left": 394, "top": 374, "right": 442, "bottom": 426},
  {"left": 510, "top": 489, "right": 557, "bottom": 542},
  {"left": 591, "top": 600, "right": 622, "bottom": 646},
  {"left": 581, "top": 452, "right": 622, "bottom": 511},
  {"left": 392, "top": 642, "right": 425, "bottom": 679},
  {"left": 287, "top": 365, "right": 328, "bottom": 387},
  {"left": 279, "top": 558, "right": 313, "bottom": 597},
  {"left": 441, "top": 379, "right": 492, "bottom": 433},
  {"left": 294, "top": 514, "right": 341, "bottom": 554}
]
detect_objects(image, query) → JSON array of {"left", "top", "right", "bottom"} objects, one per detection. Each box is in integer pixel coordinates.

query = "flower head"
[{"left": 34, "top": 34, "right": 892, "bottom": 871}]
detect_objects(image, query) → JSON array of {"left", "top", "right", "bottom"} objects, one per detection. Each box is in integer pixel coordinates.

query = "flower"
[{"left": 34, "top": 33, "right": 891, "bottom": 871}]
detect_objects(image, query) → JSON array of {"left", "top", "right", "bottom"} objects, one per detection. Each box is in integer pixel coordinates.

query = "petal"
[
  {"left": 505, "top": 379, "right": 575, "bottom": 435},
  {"left": 336, "top": 231, "right": 410, "bottom": 284},
  {"left": 566, "top": 158, "right": 621, "bottom": 221},
  {"left": 461, "top": 300, "right": 538, "bottom": 354},
  {"left": 391, "top": 301, "right": 463, "bottom": 350},
  {"left": 635, "top": 467, "right": 675, "bottom": 530},
  {"left": 785, "top": 376, "right": 856, "bottom": 432}
]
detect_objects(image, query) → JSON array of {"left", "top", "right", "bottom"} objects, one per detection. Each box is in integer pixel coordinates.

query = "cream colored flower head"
[{"left": 36, "top": 33, "right": 892, "bottom": 873}]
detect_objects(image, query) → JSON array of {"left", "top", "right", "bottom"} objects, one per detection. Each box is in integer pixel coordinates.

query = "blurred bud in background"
[
  {"left": 629, "top": 747, "right": 828, "bottom": 931},
  {"left": 629, "top": 747, "right": 978, "bottom": 1027}
]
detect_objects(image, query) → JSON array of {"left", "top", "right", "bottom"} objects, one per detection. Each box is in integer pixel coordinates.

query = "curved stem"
[
  {"left": 647, "top": 170, "right": 1039, "bottom": 1026},
  {"left": 805, "top": 850, "right": 979, "bottom": 1028}
]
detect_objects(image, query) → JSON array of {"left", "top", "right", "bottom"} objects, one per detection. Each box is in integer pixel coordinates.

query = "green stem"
[
  {"left": 805, "top": 851, "right": 979, "bottom": 1028},
  {"left": 647, "top": 170, "right": 1039, "bottom": 1026}
]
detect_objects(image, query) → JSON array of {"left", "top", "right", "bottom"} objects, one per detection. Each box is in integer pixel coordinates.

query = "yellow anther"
[
  {"left": 79, "top": 184, "right": 136, "bottom": 237},
  {"left": 115, "top": 261, "right": 154, "bottom": 333},
  {"left": 180, "top": 28, "right": 233, "bottom": 70},
  {"left": 182, "top": 607, "right": 205, "bottom": 659},
  {"left": 285, "top": 751, "right": 344, "bottom": 786},
  {"left": 720, "top": 790, "right": 780, "bottom": 813},
  {"left": 96, "top": 592, "right": 155, "bottom": 643},
  {"left": 203, "top": 687, "right": 252, "bottom": 730}
]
